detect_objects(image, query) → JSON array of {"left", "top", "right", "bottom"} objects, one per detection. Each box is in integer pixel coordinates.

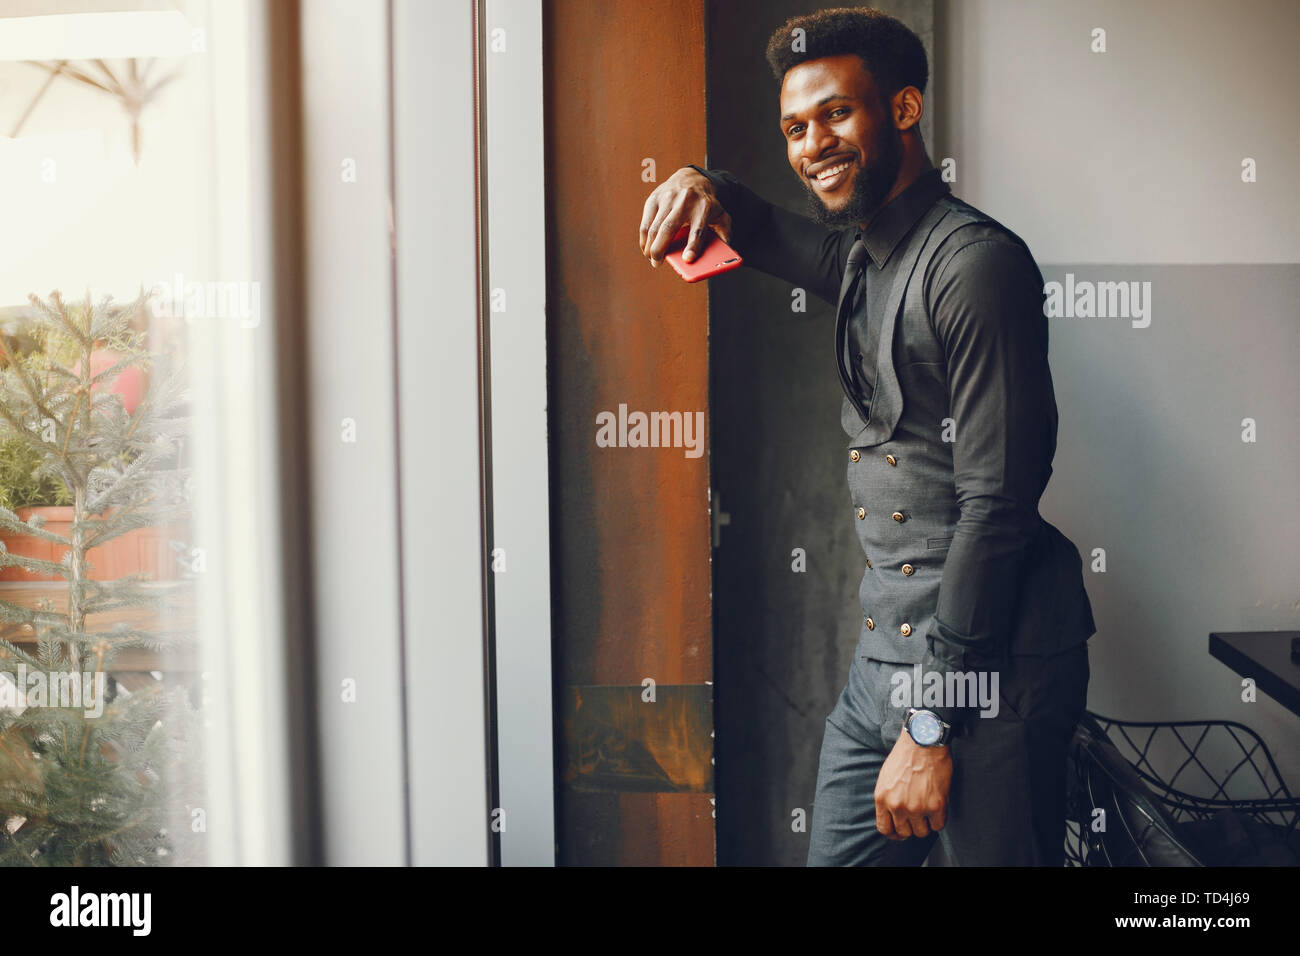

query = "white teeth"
[{"left": 816, "top": 161, "right": 850, "bottom": 182}]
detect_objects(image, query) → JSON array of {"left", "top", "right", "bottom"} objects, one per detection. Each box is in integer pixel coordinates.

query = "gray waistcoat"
[{"left": 841, "top": 196, "right": 1096, "bottom": 664}]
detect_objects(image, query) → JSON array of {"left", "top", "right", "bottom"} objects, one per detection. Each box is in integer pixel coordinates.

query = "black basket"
[{"left": 1065, "top": 711, "right": 1300, "bottom": 866}]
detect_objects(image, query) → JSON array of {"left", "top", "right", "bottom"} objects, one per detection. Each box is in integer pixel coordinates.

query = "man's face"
[{"left": 779, "top": 53, "right": 903, "bottom": 229}]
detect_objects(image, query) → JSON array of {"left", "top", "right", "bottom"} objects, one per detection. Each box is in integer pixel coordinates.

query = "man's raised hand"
[{"left": 639, "top": 166, "right": 733, "bottom": 268}]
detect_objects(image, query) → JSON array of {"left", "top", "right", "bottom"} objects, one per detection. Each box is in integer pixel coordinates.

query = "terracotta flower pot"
[{"left": 0, "top": 505, "right": 186, "bottom": 583}]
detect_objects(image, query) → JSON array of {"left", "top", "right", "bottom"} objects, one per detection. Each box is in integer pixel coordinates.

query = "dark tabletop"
[{"left": 1209, "top": 631, "right": 1300, "bottom": 718}]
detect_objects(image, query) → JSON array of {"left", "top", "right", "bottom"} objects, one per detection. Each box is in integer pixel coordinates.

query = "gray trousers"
[{"left": 807, "top": 642, "right": 1089, "bottom": 866}]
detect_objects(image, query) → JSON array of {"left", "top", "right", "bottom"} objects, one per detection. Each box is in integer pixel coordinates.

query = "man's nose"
[{"left": 801, "top": 121, "right": 836, "bottom": 160}]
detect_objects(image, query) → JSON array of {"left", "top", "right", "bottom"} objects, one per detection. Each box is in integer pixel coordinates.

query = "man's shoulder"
[{"left": 925, "top": 196, "right": 1041, "bottom": 285}]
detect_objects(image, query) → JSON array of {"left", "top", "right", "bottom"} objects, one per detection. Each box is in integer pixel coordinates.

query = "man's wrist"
[
  {"left": 904, "top": 707, "right": 954, "bottom": 746},
  {"left": 930, "top": 707, "right": 964, "bottom": 738},
  {"left": 683, "top": 164, "right": 772, "bottom": 254},
  {"left": 899, "top": 728, "right": 950, "bottom": 754},
  {"left": 686, "top": 163, "right": 717, "bottom": 188}
]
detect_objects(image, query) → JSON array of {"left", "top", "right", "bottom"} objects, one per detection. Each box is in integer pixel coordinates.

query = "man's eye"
[
  {"left": 830, "top": 108, "right": 849, "bottom": 118},
  {"left": 787, "top": 125, "right": 804, "bottom": 137}
]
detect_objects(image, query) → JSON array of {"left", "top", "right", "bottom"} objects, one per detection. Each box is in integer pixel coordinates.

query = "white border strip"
[
  {"left": 484, "top": 0, "right": 556, "bottom": 867},
  {"left": 393, "top": 0, "right": 492, "bottom": 865}
]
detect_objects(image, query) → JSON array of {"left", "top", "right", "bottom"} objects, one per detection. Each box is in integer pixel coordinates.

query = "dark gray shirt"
[
  {"left": 847, "top": 168, "right": 952, "bottom": 407},
  {"left": 689, "top": 164, "right": 1059, "bottom": 729}
]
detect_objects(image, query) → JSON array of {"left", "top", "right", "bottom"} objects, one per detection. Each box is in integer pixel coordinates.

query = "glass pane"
[{"left": 0, "top": 0, "right": 252, "bottom": 866}]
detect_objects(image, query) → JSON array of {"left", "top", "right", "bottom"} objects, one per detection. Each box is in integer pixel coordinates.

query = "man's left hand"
[{"left": 874, "top": 729, "right": 952, "bottom": 840}]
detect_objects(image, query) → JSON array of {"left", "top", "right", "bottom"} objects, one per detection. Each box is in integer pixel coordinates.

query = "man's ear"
[{"left": 892, "top": 86, "right": 924, "bottom": 133}]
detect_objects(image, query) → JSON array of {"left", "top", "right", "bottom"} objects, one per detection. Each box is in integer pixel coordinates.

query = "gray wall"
[
  {"left": 708, "top": 0, "right": 1298, "bottom": 866},
  {"left": 934, "top": 0, "right": 1300, "bottom": 791},
  {"left": 934, "top": 0, "right": 1300, "bottom": 264}
]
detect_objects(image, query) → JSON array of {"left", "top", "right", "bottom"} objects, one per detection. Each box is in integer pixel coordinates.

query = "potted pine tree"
[
  {"left": 0, "top": 312, "right": 174, "bottom": 583},
  {"left": 0, "top": 290, "right": 202, "bottom": 865}
]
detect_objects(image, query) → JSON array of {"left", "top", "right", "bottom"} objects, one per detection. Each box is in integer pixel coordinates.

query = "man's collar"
[{"left": 855, "top": 167, "right": 951, "bottom": 270}]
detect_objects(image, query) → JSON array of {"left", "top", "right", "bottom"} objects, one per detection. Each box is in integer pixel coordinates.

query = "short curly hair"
[{"left": 764, "top": 7, "right": 928, "bottom": 108}]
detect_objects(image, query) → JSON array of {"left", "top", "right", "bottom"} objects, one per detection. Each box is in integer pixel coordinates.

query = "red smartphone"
[{"left": 663, "top": 223, "right": 743, "bottom": 282}]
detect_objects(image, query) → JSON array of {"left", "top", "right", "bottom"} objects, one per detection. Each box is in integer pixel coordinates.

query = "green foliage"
[
  {"left": 0, "top": 291, "right": 201, "bottom": 865},
  {"left": 0, "top": 435, "right": 72, "bottom": 510}
]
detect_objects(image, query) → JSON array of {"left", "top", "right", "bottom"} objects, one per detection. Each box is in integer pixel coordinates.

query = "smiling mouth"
[{"left": 811, "top": 158, "right": 854, "bottom": 191}]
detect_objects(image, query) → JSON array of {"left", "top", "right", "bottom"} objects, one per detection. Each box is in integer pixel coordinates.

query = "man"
[{"left": 638, "top": 7, "right": 1096, "bottom": 866}]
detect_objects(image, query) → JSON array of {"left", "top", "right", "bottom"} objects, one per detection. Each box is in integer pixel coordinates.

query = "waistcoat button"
[
  {"left": 864, "top": 617, "right": 875, "bottom": 630},
  {"left": 901, "top": 563, "right": 915, "bottom": 576},
  {"left": 849, "top": 449, "right": 860, "bottom": 462},
  {"left": 856, "top": 507, "right": 866, "bottom": 520},
  {"left": 892, "top": 511, "right": 904, "bottom": 522},
  {"left": 900, "top": 622, "right": 912, "bottom": 636},
  {"left": 886, "top": 454, "right": 897, "bottom": 466}
]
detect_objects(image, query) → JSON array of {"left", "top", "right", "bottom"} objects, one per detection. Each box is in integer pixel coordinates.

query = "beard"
[{"left": 801, "top": 124, "right": 904, "bottom": 229}]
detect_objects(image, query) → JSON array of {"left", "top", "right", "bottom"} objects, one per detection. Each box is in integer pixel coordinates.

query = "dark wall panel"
[{"left": 704, "top": 0, "right": 935, "bottom": 867}]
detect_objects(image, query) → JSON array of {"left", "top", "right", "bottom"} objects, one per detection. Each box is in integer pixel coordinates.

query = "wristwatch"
[{"left": 904, "top": 707, "right": 952, "bottom": 747}]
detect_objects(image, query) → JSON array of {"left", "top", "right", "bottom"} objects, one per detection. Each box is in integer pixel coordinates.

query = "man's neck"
[{"left": 858, "top": 154, "right": 935, "bottom": 231}]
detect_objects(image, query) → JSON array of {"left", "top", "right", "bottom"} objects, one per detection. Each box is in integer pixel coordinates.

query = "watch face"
[{"left": 910, "top": 711, "right": 942, "bottom": 746}]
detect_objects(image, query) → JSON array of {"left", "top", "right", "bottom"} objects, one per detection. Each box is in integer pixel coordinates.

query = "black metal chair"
[{"left": 1065, "top": 711, "right": 1300, "bottom": 866}]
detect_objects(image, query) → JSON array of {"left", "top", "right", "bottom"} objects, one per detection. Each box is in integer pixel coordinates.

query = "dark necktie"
[{"left": 834, "top": 237, "right": 871, "bottom": 419}]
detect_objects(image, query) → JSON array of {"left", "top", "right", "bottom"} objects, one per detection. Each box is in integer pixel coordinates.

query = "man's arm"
[
  {"left": 686, "top": 166, "right": 854, "bottom": 306},
  {"left": 639, "top": 165, "right": 853, "bottom": 306},
  {"left": 918, "top": 233, "right": 1056, "bottom": 732}
]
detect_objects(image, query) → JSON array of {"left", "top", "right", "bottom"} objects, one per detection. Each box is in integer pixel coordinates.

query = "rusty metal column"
[{"left": 544, "top": 0, "right": 715, "bottom": 865}]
